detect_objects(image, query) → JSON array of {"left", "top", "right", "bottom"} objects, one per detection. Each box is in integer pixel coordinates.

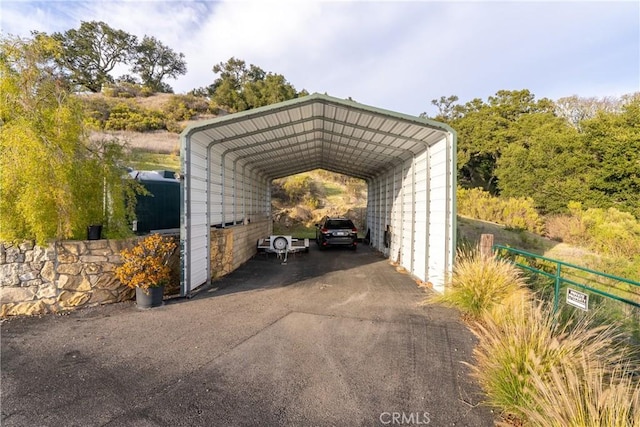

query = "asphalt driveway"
[{"left": 1, "top": 244, "right": 494, "bottom": 426}]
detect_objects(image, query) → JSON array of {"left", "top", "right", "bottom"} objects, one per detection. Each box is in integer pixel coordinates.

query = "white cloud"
[{"left": 1, "top": 0, "right": 637, "bottom": 116}]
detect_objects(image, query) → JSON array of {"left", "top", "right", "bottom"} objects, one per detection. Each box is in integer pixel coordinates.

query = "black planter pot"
[
  {"left": 135, "top": 285, "right": 165, "bottom": 309},
  {"left": 87, "top": 224, "right": 102, "bottom": 240}
]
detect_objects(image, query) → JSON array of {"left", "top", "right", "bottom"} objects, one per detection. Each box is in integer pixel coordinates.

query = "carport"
[{"left": 180, "top": 93, "right": 456, "bottom": 296}]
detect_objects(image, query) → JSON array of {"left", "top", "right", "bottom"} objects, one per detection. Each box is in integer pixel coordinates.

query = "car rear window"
[{"left": 325, "top": 220, "right": 355, "bottom": 229}]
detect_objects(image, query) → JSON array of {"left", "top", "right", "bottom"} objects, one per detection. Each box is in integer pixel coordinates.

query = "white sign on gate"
[{"left": 566, "top": 288, "right": 589, "bottom": 311}]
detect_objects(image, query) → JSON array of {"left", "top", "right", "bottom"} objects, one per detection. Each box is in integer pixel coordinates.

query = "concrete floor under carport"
[{"left": 1, "top": 245, "right": 494, "bottom": 427}]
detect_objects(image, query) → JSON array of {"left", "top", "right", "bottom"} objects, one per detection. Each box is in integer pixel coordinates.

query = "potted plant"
[{"left": 115, "top": 233, "right": 177, "bottom": 308}]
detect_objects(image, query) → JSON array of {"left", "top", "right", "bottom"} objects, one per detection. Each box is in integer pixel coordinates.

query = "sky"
[{"left": 1, "top": 0, "right": 638, "bottom": 117}]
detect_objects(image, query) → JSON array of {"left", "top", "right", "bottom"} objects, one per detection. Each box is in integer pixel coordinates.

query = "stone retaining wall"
[
  {"left": 209, "top": 219, "right": 271, "bottom": 280},
  {"left": 0, "top": 236, "right": 177, "bottom": 317}
]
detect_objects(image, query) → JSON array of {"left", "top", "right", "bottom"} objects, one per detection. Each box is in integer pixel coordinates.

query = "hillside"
[
  {"left": 271, "top": 170, "right": 367, "bottom": 238},
  {"left": 83, "top": 92, "right": 219, "bottom": 172}
]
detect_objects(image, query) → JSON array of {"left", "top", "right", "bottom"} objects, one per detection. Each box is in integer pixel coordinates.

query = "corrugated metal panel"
[
  {"left": 428, "top": 137, "right": 451, "bottom": 291},
  {"left": 412, "top": 150, "right": 429, "bottom": 280},
  {"left": 181, "top": 138, "right": 209, "bottom": 294},
  {"left": 400, "top": 158, "right": 414, "bottom": 274},
  {"left": 390, "top": 166, "right": 403, "bottom": 263},
  {"left": 181, "top": 93, "right": 456, "bottom": 296}
]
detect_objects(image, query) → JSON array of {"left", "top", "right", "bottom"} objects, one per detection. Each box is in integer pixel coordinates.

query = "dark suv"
[{"left": 315, "top": 217, "right": 358, "bottom": 250}]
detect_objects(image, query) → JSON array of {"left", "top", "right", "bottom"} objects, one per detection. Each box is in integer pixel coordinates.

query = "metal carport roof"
[{"left": 182, "top": 93, "right": 454, "bottom": 181}]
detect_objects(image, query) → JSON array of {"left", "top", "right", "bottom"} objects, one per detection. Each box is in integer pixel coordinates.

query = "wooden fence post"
[{"left": 480, "top": 234, "right": 494, "bottom": 259}]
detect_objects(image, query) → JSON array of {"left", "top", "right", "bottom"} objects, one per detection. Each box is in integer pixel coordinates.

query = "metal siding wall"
[
  {"left": 222, "top": 159, "right": 235, "bottom": 224},
  {"left": 428, "top": 138, "right": 449, "bottom": 291},
  {"left": 390, "top": 166, "right": 403, "bottom": 263},
  {"left": 366, "top": 180, "right": 376, "bottom": 243},
  {"left": 209, "top": 147, "right": 223, "bottom": 227},
  {"left": 187, "top": 141, "right": 209, "bottom": 293},
  {"left": 400, "top": 159, "right": 414, "bottom": 274},
  {"left": 413, "top": 150, "right": 429, "bottom": 280},
  {"left": 384, "top": 172, "right": 393, "bottom": 256},
  {"left": 376, "top": 178, "right": 384, "bottom": 249}
]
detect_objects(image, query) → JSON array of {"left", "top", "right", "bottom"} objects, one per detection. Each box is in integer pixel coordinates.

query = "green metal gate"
[{"left": 494, "top": 244, "right": 640, "bottom": 342}]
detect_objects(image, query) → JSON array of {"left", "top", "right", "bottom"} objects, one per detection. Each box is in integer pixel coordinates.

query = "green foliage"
[
  {"left": 132, "top": 35, "right": 186, "bottom": 93},
  {"left": 81, "top": 93, "right": 212, "bottom": 133},
  {"left": 495, "top": 113, "right": 587, "bottom": 214},
  {"left": 53, "top": 21, "right": 137, "bottom": 92},
  {"left": 457, "top": 187, "right": 545, "bottom": 234},
  {"left": 433, "top": 89, "right": 554, "bottom": 192},
  {"left": 104, "top": 102, "right": 165, "bottom": 132},
  {"left": 0, "top": 34, "right": 138, "bottom": 244},
  {"left": 430, "top": 91, "right": 639, "bottom": 218},
  {"left": 163, "top": 94, "right": 210, "bottom": 121},
  {"left": 281, "top": 175, "right": 317, "bottom": 203},
  {"left": 50, "top": 21, "right": 185, "bottom": 94},
  {"left": 580, "top": 96, "right": 640, "bottom": 218},
  {"left": 202, "top": 57, "right": 306, "bottom": 112}
]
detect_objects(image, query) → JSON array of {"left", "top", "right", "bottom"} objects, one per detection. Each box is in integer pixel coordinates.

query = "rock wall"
[
  {"left": 210, "top": 228, "right": 234, "bottom": 279},
  {"left": 0, "top": 236, "right": 177, "bottom": 317},
  {"left": 209, "top": 219, "right": 271, "bottom": 280}
]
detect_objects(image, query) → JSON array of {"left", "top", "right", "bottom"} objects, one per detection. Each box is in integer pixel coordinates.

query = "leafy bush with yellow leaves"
[{"left": 115, "top": 234, "right": 176, "bottom": 293}]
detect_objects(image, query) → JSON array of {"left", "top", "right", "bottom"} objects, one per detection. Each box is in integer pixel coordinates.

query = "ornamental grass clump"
[
  {"left": 115, "top": 234, "right": 176, "bottom": 294},
  {"left": 523, "top": 357, "right": 640, "bottom": 427},
  {"left": 470, "top": 300, "right": 630, "bottom": 424},
  {"left": 428, "top": 248, "right": 528, "bottom": 321}
]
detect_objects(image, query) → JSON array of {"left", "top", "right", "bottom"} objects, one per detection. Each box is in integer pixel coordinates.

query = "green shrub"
[
  {"left": 457, "top": 187, "right": 545, "bottom": 234},
  {"left": 165, "top": 120, "right": 185, "bottom": 134},
  {"left": 428, "top": 248, "right": 529, "bottom": 320},
  {"left": 104, "top": 102, "right": 166, "bottom": 132},
  {"left": 282, "top": 175, "right": 316, "bottom": 203},
  {"left": 80, "top": 96, "right": 116, "bottom": 130},
  {"left": 163, "top": 94, "right": 209, "bottom": 121},
  {"left": 548, "top": 202, "right": 640, "bottom": 259}
]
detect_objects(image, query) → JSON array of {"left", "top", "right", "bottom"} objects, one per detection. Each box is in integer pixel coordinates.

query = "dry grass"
[
  {"left": 457, "top": 216, "right": 553, "bottom": 254},
  {"left": 131, "top": 93, "right": 174, "bottom": 110},
  {"left": 91, "top": 130, "right": 180, "bottom": 154}
]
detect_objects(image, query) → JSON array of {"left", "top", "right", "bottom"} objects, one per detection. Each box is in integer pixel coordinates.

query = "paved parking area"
[{"left": 1, "top": 245, "right": 494, "bottom": 426}]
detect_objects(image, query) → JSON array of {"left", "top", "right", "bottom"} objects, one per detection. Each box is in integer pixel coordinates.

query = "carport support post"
[
  {"left": 399, "top": 163, "right": 404, "bottom": 265},
  {"left": 385, "top": 173, "right": 390, "bottom": 255},
  {"left": 425, "top": 150, "right": 430, "bottom": 281},
  {"left": 232, "top": 160, "right": 238, "bottom": 224},
  {"left": 392, "top": 165, "right": 397, "bottom": 258},
  {"left": 410, "top": 156, "right": 416, "bottom": 275},
  {"left": 221, "top": 153, "right": 226, "bottom": 227},
  {"left": 241, "top": 164, "right": 246, "bottom": 221}
]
